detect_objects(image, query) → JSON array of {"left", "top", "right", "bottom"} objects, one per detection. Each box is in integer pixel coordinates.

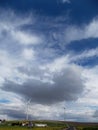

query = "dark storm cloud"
[{"left": 2, "top": 67, "right": 85, "bottom": 105}]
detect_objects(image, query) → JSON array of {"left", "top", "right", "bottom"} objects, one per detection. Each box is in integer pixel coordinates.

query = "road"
[
  {"left": 63, "top": 124, "right": 76, "bottom": 130},
  {"left": 67, "top": 126, "right": 76, "bottom": 130}
]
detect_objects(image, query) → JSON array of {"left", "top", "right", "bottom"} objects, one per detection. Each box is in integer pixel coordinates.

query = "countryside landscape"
[{"left": 0, "top": 119, "right": 98, "bottom": 130}]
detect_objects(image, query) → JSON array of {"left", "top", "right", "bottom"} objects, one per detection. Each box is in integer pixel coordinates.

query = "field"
[
  {"left": 0, "top": 126, "right": 61, "bottom": 130},
  {"left": 1, "top": 120, "right": 98, "bottom": 130},
  {"left": 0, "top": 120, "right": 66, "bottom": 130},
  {"left": 66, "top": 121, "right": 98, "bottom": 130}
]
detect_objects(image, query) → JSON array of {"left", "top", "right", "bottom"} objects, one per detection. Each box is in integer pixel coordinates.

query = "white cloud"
[
  {"left": 70, "top": 48, "right": 98, "bottom": 62},
  {"left": 0, "top": 50, "right": 14, "bottom": 83},
  {"left": 0, "top": 10, "right": 43, "bottom": 46},
  {"left": 22, "top": 48, "right": 35, "bottom": 60},
  {"left": 44, "top": 55, "right": 70, "bottom": 72},
  {"left": 63, "top": 0, "right": 70, "bottom": 3},
  {"left": 11, "top": 30, "right": 42, "bottom": 45},
  {"left": 73, "top": 66, "right": 98, "bottom": 118},
  {"left": 65, "top": 18, "right": 98, "bottom": 43},
  {"left": 0, "top": 9, "right": 98, "bottom": 122},
  {"left": 85, "top": 19, "right": 98, "bottom": 38},
  {"left": 61, "top": 0, "right": 70, "bottom": 4}
]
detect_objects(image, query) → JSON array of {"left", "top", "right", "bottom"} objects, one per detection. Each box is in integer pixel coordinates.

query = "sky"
[{"left": 0, "top": 0, "right": 98, "bottom": 122}]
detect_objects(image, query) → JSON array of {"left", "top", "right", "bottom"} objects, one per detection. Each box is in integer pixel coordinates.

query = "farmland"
[
  {"left": 0, "top": 120, "right": 98, "bottom": 130},
  {"left": 0, "top": 126, "right": 61, "bottom": 130},
  {"left": 66, "top": 122, "right": 98, "bottom": 130},
  {"left": 0, "top": 120, "right": 67, "bottom": 130}
]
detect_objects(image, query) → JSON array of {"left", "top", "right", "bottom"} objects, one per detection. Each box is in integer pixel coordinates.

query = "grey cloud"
[
  {"left": 93, "top": 110, "right": 98, "bottom": 118},
  {"left": 1, "top": 108, "right": 36, "bottom": 120},
  {"left": 0, "top": 10, "right": 85, "bottom": 106},
  {"left": 4, "top": 109, "right": 26, "bottom": 119},
  {"left": 60, "top": 113, "right": 83, "bottom": 122},
  {"left": 18, "top": 65, "right": 44, "bottom": 77},
  {"left": 2, "top": 67, "right": 85, "bottom": 105}
]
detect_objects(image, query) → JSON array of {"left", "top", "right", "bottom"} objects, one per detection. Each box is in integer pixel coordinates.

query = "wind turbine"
[
  {"left": 64, "top": 107, "right": 66, "bottom": 122},
  {"left": 26, "top": 99, "right": 31, "bottom": 121}
]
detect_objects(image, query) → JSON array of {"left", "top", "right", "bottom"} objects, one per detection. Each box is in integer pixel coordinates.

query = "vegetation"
[
  {"left": 66, "top": 122, "right": 98, "bottom": 130},
  {"left": 1, "top": 120, "right": 98, "bottom": 130},
  {"left": 0, "top": 126, "right": 61, "bottom": 130},
  {"left": 0, "top": 120, "right": 66, "bottom": 130},
  {"left": 77, "top": 127, "right": 98, "bottom": 130},
  {"left": 83, "top": 127, "right": 98, "bottom": 130}
]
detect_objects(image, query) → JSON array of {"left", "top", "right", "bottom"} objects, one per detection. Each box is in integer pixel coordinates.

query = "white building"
[{"left": 35, "top": 123, "right": 47, "bottom": 127}]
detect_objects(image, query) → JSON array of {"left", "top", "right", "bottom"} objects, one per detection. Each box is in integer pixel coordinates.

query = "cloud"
[
  {"left": 65, "top": 18, "right": 98, "bottom": 43},
  {"left": 93, "top": 110, "right": 98, "bottom": 118},
  {"left": 58, "top": 0, "right": 70, "bottom": 4},
  {"left": 0, "top": 10, "right": 43, "bottom": 46},
  {"left": 11, "top": 30, "right": 42, "bottom": 45},
  {"left": 69, "top": 47, "right": 98, "bottom": 63},
  {"left": 0, "top": 9, "right": 98, "bottom": 121},
  {"left": 22, "top": 48, "right": 35, "bottom": 60},
  {"left": 2, "top": 109, "right": 26, "bottom": 120},
  {"left": 81, "top": 66, "right": 98, "bottom": 105},
  {"left": 2, "top": 64, "right": 85, "bottom": 105},
  {"left": 61, "top": 0, "right": 70, "bottom": 3}
]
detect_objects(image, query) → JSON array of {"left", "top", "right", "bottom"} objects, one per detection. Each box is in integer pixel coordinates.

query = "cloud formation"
[
  {"left": 2, "top": 64, "right": 85, "bottom": 105},
  {"left": 61, "top": 0, "right": 70, "bottom": 3},
  {"left": 93, "top": 110, "right": 98, "bottom": 118},
  {"left": 65, "top": 18, "right": 98, "bottom": 43},
  {"left": 0, "top": 8, "right": 98, "bottom": 122}
]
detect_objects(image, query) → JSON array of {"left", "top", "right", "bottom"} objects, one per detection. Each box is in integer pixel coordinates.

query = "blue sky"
[{"left": 0, "top": 0, "right": 98, "bottom": 122}]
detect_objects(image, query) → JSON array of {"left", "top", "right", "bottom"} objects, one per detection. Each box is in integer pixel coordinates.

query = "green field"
[
  {"left": 0, "top": 120, "right": 66, "bottom": 130},
  {"left": 68, "top": 122, "right": 98, "bottom": 130},
  {"left": 0, "top": 126, "right": 61, "bottom": 130},
  {"left": 1, "top": 120, "right": 98, "bottom": 130}
]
